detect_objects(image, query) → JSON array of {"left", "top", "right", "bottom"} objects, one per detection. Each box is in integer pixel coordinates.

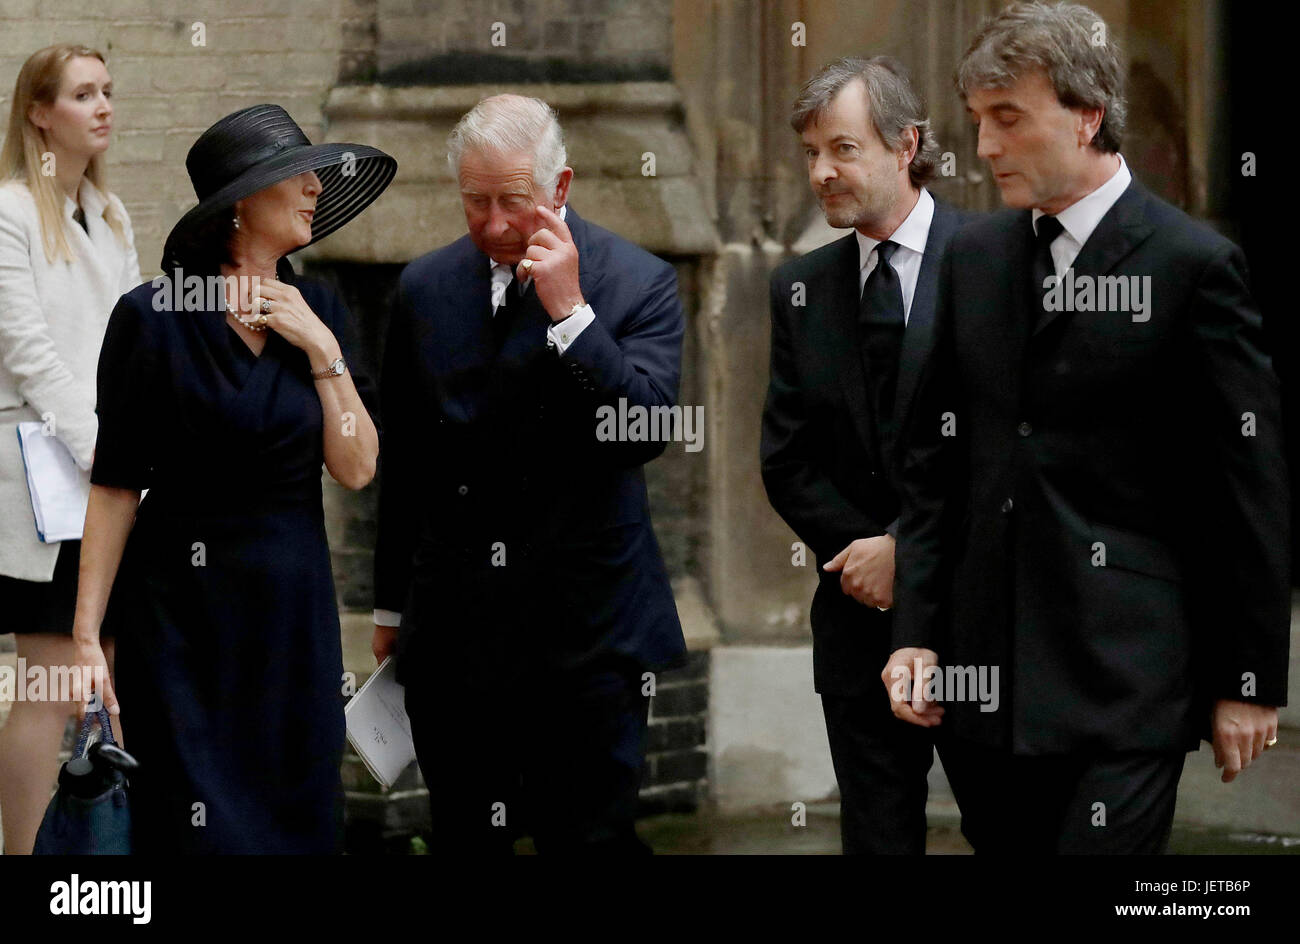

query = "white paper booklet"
[
  {"left": 16, "top": 422, "right": 88, "bottom": 543},
  {"left": 344, "top": 656, "right": 417, "bottom": 789}
]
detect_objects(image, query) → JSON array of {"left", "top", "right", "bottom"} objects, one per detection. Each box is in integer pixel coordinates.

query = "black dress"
[{"left": 91, "top": 260, "right": 377, "bottom": 854}]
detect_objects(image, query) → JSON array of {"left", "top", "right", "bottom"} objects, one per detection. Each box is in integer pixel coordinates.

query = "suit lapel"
[
  {"left": 426, "top": 241, "right": 494, "bottom": 423},
  {"left": 1033, "top": 180, "right": 1156, "bottom": 338},
  {"left": 894, "top": 200, "right": 959, "bottom": 433},
  {"left": 1002, "top": 212, "right": 1036, "bottom": 373},
  {"left": 456, "top": 245, "right": 495, "bottom": 362},
  {"left": 566, "top": 207, "right": 608, "bottom": 303},
  {"left": 498, "top": 282, "right": 551, "bottom": 356},
  {"left": 822, "top": 233, "right": 876, "bottom": 455}
]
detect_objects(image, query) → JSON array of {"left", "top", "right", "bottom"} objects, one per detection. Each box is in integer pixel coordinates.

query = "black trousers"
[
  {"left": 405, "top": 658, "right": 652, "bottom": 855},
  {"left": 821, "top": 687, "right": 937, "bottom": 854},
  {"left": 940, "top": 736, "right": 1187, "bottom": 854}
]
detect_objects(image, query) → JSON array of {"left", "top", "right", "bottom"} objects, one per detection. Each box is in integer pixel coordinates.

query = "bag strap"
[{"left": 73, "top": 705, "right": 118, "bottom": 757}]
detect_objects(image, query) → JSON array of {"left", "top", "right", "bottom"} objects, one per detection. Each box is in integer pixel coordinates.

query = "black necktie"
[
  {"left": 1031, "top": 215, "right": 1064, "bottom": 324},
  {"left": 858, "top": 240, "right": 905, "bottom": 470},
  {"left": 492, "top": 274, "right": 521, "bottom": 351}
]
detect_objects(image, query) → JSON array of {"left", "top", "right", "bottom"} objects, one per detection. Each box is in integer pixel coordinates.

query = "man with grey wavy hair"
[
  {"left": 762, "top": 55, "right": 970, "bottom": 853},
  {"left": 374, "top": 93, "right": 687, "bottom": 854},
  {"left": 446, "top": 94, "right": 567, "bottom": 195},
  {"left": 886, "top": 1, "right": 1289, "bottom": 854}
]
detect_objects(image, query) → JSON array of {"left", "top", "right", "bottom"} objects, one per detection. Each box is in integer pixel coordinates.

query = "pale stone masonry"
[{"left": 0, "top": 0, "right": 343, "bottom": 278}]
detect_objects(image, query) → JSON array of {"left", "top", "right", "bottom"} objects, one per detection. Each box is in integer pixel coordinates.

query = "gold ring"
[
  {"left": 520, "top": 259, "right": 534, "bottom": 274},
  {"left": 260, "top": 300, "right": 272, "bottom": 314},
  {"left": 1266, "top": 737, "right": 1279, "bottom": 748}
]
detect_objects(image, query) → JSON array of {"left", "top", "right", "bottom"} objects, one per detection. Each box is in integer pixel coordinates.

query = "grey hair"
[
  {"left": 790, "top": 56, "right": 940, "bottom": 188},
  {"left": 446, "top": 93, "right": 568, "bottom": 193},
  {"left": 956, "top": 1, "right": 1126, "bottom": 153}
]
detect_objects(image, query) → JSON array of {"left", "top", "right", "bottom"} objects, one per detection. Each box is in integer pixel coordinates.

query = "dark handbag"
[{"left": 32, "top": 706, "right": 137, "bottom": 855}]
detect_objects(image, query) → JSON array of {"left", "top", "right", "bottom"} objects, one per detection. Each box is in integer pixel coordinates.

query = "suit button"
[
  {"left": 1017, "top": 421, "right": 1032, "bottom": 437},
  {"left": 1001, "top": 498, "right": 1014, "bottom": 513},
  {"left": 457, "top": 485, "right": 469, "bottom": 496}
]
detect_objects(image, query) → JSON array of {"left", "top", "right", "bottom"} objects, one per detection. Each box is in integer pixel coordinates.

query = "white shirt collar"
[
  {"left": 856, "top": 188, "right": 933, "bottom": 272},
  {"left": 65, "top": 176, "right": 108, "bottom": 222},
  {"left": 1032, "top": 154, "right": 1131, "bottom": 245}
]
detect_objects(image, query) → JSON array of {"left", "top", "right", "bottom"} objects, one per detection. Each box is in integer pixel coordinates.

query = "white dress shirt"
[
  {"left": 1032, "top": 154, "right": 1132, "bottom": 276},
  {"left": 0, "top": 177, "right": 142, "bottom": 580},
  {"left": 854, "top": 187, "right": 934, "bottom": 324},
  {"left": 374, "top": 205, "right": 594, "bottom": 629}
]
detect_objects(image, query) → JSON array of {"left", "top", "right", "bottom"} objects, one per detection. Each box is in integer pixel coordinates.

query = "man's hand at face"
[
  {"left": 882, "top": 647, "right": 945, "bottom": 727},
  {"left": 518, "top": 204, "right": 585, "bottom": 322},
  {"left": 823, "top": 535, "right": 895, "bottom": 608},
  {"left": 1212, "top": 699, "right": 1279, "bottom": 783}
]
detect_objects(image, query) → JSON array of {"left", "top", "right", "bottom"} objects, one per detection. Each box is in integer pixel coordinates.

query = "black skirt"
[{"left": 0, "top": 539, "right": 103, "bottom": 636}]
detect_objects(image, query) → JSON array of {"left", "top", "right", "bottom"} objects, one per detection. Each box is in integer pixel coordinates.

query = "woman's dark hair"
[{"left": 170, "top": 206, "right": 237, "bottom": 272}]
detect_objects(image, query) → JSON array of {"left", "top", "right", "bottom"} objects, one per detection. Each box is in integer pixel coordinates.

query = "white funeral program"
[
  {"left": 16, "top": 421, "right": 88, "bottom": 543},
  {"left": 344, "top": 656, "right": 417, "bottom": 789}
]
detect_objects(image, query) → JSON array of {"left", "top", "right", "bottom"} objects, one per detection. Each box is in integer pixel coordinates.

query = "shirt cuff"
[
  {"left": 373, "top": 608, "right": 402, "bottom": 628},
  {"left": 546, "top": 304, "right": 595, "bottom": 355}
]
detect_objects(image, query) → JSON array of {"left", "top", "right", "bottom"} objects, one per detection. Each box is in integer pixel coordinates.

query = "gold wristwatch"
[{"left": 311, "top": 356, "right": 347, "bottom": 380}]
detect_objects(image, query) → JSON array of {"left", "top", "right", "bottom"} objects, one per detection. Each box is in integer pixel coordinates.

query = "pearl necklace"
[{"left": 229, "top": 298, "right": 272, "bottom": 331}]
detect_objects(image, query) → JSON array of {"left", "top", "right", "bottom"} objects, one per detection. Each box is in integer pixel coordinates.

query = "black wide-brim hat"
[{"left": 161, "top": 104, "right": 397, "bottom": 270}]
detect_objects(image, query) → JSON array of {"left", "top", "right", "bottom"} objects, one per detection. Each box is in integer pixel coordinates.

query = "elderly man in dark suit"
[
  {"left": 761, "top": 56, "right": 969, "bottom": 854},
  {"left": 885, "top": 1, "right": 1290, "bottom": 853},
  {"left": 371, "top": 94, "right": 685, "bottom": 855}
]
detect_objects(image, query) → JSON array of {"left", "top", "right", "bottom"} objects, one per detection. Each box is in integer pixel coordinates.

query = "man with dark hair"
[
  {"left": 885, "top": 1, "right": 1290, "bottom": 853},
  {"left": 761, "top": 56, "right": 969, "bottom": 854}
]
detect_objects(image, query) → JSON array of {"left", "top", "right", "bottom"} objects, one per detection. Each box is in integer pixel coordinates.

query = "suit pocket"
[
  {"left": 1074, "top": 317, "right": 1168, "bottom": 358},
  {"left": 1088, "top": 521, "right": 1182, "bottom": 583}
]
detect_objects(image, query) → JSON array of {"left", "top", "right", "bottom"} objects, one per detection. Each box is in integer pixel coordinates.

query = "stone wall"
[
  {"left": 359, "top": 0, "right": 673, "bottom": 84},
  {"left": 0, "top": 0, "right": 345, "bottom": 279}
]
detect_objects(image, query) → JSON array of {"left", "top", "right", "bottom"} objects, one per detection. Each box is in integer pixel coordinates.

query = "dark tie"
[
  {"left": 492, "top": 274, "right": 521, "bottom": 351},
  {"left": 858, "top": 240, "right": 905, "bottom": 471},
  {"left": 1031, "top": 215, "right": 1064, "bottom": 324}
]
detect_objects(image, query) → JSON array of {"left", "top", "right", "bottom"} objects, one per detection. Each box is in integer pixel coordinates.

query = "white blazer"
[{"left": 0, "top": 177, "right": 141, "bottom": 581}]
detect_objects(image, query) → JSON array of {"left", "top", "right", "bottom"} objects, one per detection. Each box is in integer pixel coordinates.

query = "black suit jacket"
[
  {"left": 894, "top": 178, "right": 1291, "bottom": 753},
  {"left": 373, "top": 207, "right": 687, "bottom": 688},
  {"left": 760, "top": 197, "right": 969, "bottom": 696}
]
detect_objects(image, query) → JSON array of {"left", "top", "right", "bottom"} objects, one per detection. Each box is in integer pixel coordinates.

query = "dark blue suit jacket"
[{"left": 374, "top": 207, "right": 687, "bottom": 686}]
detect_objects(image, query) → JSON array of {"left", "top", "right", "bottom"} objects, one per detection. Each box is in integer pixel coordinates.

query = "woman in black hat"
[{"left": 69, "top": 105, "right": 396, "bottom": 853}]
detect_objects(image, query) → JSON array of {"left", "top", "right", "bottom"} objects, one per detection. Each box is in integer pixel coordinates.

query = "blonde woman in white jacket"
[{"left": 0, "top": 44, "right": 140, "bottom": 854}]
